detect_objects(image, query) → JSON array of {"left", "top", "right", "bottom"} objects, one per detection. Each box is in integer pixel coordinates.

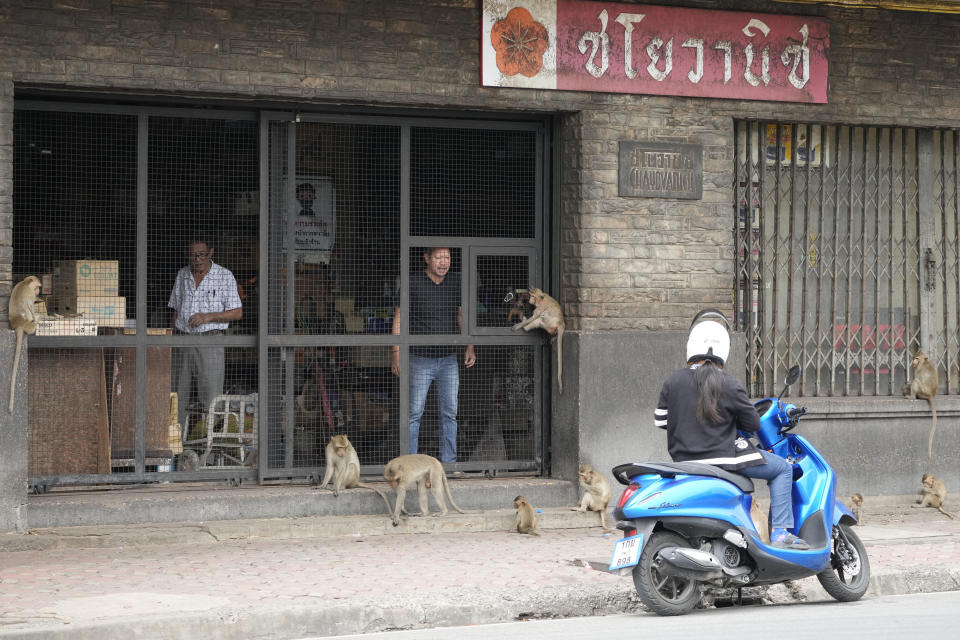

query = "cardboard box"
[
  {"left": 54, "top": 260, "right": 119, "bottom": 296},
  {"left": 35, "top": 318, "right": 99, "bottom": 336},
  {"left": 53, "top": 296, "right": 127, "bottom": 327}
]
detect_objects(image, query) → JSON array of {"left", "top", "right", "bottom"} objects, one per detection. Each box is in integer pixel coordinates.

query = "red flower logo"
[{"left": 491, "top": 7, "right": 548, "bottom": 78}]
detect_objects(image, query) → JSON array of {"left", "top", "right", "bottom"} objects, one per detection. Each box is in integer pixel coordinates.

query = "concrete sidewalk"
[{"left": 2, "top": 500, "right": 959, "bottom": 639}]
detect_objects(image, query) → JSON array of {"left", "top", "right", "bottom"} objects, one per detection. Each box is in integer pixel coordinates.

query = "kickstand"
[{"left": 737, "top": 587, "right": 743, "bottom": 606}]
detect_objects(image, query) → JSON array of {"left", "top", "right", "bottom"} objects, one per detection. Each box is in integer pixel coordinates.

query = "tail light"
[{"left": 616, "top": 482, "right": 641, "bottom": 509}]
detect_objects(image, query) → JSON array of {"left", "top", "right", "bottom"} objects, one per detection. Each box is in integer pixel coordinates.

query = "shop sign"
[
  {"left": 619, "top": 141, "right": 702, "bottom": 199},
  {"left": 482, "top": 0, "right": 829, "bottom": 103}
]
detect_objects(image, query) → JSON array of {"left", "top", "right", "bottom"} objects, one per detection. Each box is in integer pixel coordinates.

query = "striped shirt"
[{"left": 168, "top": 262, "right": 242, "bottom": 334}]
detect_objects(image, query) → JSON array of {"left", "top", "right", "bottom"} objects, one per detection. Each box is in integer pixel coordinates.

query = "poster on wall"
[
  {"left": 481, "top": 0, "right": 829, "bottom": 103},
  {"left": 764, "top": 124, "right": 825, "bottom": 166},
  {"left": 284, "top": 176, "right": 336, "bottom": 265}
]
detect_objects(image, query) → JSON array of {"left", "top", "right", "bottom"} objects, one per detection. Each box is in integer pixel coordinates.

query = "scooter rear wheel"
[
  {"left": 633, "top": 531, "right": 701, "bottom": 616},
  {"left": 817, "top": 523, "right": 870, "bottom": 602}
]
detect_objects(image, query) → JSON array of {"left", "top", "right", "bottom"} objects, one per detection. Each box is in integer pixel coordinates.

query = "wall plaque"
[{"left": 619, "top": 141, "right": 702, "bottom": 199}]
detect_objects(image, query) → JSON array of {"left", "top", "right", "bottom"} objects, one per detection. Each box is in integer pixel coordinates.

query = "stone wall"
[
  {"left": 1, "top": 2, "right": 959, "bottom": 524},
  {"left": 0, "top": 1, "right": 959, "bottom": 327}
]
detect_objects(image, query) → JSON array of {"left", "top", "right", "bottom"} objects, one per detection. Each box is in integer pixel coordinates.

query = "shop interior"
[{"left": 13, "top": 107, "right": 541, "bottom": 482}]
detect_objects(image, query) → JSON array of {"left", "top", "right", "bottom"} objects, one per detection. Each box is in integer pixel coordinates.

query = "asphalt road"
[{"left": 314, "top": 591, "right": 960, "bottom": 640}]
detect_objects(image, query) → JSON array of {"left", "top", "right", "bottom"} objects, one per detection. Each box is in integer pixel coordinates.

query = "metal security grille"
[
  {"left": 15, "top": 106, "right": 260, "bottom": 488},
  {"left": 930, "top": 130, "right": 960, "bottom": 395},
  {"left": 14, "top": 110, "right": 138, "bottom": 481},
  {"left": 146, "top": 115, "right": 259, "bottom": 474},
  {"left": 263, "top": 117, "right": 545, "bottom": 478},
  {"left": 265, "top": 121, "right": 403, "bottom": 474},
  {"left": 14, "top": 103, "right": 547, "bottom": 489},
  {"left": 410, "top": 127, "right": 537, "bottom": 238},
  {"left": 735, "top": 121, "right": 960, "bottom": 397}
]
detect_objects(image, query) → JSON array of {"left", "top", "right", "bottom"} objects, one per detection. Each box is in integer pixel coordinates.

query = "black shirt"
[
  {"left": 408, "top": 270, "right": 460, "bottom": 358},
  {"left": 655, "top": 365, "right": 764, "bottom": 470}
]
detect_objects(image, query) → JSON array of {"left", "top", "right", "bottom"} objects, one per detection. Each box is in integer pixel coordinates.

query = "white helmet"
[{"left": 686, "top": 309, "right": 730, "bottom": 366}]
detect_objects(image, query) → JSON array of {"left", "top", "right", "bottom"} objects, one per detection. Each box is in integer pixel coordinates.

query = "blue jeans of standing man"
[
  {"left": 739, "top": 450, "right": 795, "bottom": 529},
  {"left": 408, "top": 354, "right": 459, "bottom": 462}
]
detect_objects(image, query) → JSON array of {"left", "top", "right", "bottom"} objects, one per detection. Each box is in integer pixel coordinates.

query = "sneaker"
[
  {"left": 770, "top": 528, "right": 811, "bottom": 550},
  {"left": 447, "top": 470, "right": 465, "bottom": 478}
]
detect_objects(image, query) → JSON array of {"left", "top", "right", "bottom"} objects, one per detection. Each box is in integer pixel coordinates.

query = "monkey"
[
  {"left": 849, "top": 492, "right": 863, "bottom": 524},
  {"left": 905, "top": 350, "right": 938, "bottom": 459},
  {"left": 506, "top": 290, "right": 528, "bottom": 325},
  {"left": 512, "top": 287, "right": 565, "bottom": 394},
  {"left": 913, "top": 473, "right": 956, "bottom": 519},
  {"left": 318, "top": 434, "right": 393, "bottom": 511},
  {"left": 176, "top": 449, "right": 200, "bottom": 472},
  {"left": 749, "top": 497, "right": 770, "bottom": 542},
  {"left": 382, "top": 453, "right": 466, "bottom": 527},
  {"left": 571, "top": 463, "right": 611, "bottom": 530},
  {"left": 8, "top": 275, "right": 41, "bottom": 413},
  {"left": 513, "top": 495, "right": 540, "bottom": 535}
]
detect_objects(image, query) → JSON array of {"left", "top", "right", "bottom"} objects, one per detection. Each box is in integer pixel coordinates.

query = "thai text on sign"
[{"left": 481, "top": 0, "right": 829, "bottom": 103}]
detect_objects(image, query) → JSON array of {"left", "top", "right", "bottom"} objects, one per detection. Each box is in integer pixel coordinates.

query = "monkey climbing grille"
[{"left": 734, "top": 122, "right": 960, "bottom": 398}]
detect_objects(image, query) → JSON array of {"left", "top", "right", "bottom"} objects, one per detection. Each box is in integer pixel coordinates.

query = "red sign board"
[{"left": 482, "top": 0, "right": 829, "bottom": 103}]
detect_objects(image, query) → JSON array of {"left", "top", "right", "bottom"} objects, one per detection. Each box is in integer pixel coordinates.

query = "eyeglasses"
[{"left": 188, "top": 251, "right": 211, "bottom": 260}]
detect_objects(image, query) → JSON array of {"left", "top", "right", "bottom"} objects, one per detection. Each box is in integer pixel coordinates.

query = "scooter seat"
[{"left": 613, "top": 461, "right": 755, "bottom": 493}]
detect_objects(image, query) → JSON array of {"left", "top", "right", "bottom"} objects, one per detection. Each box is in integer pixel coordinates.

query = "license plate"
[{"left": 609, "top": 534, "right": 644, "bottom": 571}]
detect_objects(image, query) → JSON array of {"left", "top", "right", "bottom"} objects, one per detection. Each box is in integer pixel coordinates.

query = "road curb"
[{"left": 2, "top": 565, "right": 957, "bottom": 639}]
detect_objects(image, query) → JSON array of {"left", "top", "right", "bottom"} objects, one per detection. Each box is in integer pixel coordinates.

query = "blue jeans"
[
  {"left": 740, "top": 450, "right": 795, "bottom": 529},
  {"left": 408, "top": 354, "right": 459, "bottom": 462}
]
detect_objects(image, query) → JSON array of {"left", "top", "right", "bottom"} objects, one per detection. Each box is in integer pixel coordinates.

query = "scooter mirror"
[
  {"left": 785, "top": 365, "right": 801, "bottom": 386},
  {"left": 778, "top": 365, "right": 802, "bottom": 400}
]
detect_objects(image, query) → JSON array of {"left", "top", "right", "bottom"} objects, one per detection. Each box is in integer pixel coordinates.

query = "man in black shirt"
[{"left": 392, "top": 247, "right": 476, "bottom": 463}]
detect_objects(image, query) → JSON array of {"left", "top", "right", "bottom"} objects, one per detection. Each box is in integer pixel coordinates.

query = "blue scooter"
[{"left": 609, "top": 365, "right": 869, "bottom": 615}]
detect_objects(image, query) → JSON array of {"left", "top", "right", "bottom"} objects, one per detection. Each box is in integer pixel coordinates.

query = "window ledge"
[{"left": 781, "top": 395, "right": 960, "bottom": 419}]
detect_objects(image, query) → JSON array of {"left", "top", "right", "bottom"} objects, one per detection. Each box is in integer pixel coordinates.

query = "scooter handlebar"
[{"left": 786, "top": 406, "right": 807, "bottom": 419}]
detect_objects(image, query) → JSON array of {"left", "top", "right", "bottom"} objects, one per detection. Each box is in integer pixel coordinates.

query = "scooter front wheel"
[
  {"left": 633, "top": 531, "right": 701, "bottom": 616},
  {"left": 817, "top": 523, "right": 870, "bottom": 602}
]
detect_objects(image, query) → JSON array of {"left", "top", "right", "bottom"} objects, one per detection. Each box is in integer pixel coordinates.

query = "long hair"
[{"left": 694, "top": 360, "right": 724, "bottom": 424}]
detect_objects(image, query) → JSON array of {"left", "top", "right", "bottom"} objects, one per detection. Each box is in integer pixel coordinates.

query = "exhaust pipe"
[{"left": 657, "top": 547, "right": 725, "bottom": 580}]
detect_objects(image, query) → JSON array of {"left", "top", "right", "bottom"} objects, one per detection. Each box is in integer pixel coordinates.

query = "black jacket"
[{"left": 654, "top": 365, "right": 764, "bottom": 471}]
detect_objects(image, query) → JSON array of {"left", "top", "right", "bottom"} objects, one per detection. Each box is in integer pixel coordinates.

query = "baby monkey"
[
  {"left": 914, "top": 473, "right": 956, "bottom": 519},
  {"left": 849, "top": 493, "right": 863, "bottom": 524},
  {"left": 513, "top": 495, "right": 540, "bottom": 536}
]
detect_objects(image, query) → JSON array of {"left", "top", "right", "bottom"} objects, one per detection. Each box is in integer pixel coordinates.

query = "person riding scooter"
[{"left": 654, "top": 309, "right": 810, "bottom": 550}]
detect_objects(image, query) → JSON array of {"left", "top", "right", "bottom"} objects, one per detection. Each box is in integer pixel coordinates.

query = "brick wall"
[{"left": 1, "top": 0, "right": 959, "bottom": 330}]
